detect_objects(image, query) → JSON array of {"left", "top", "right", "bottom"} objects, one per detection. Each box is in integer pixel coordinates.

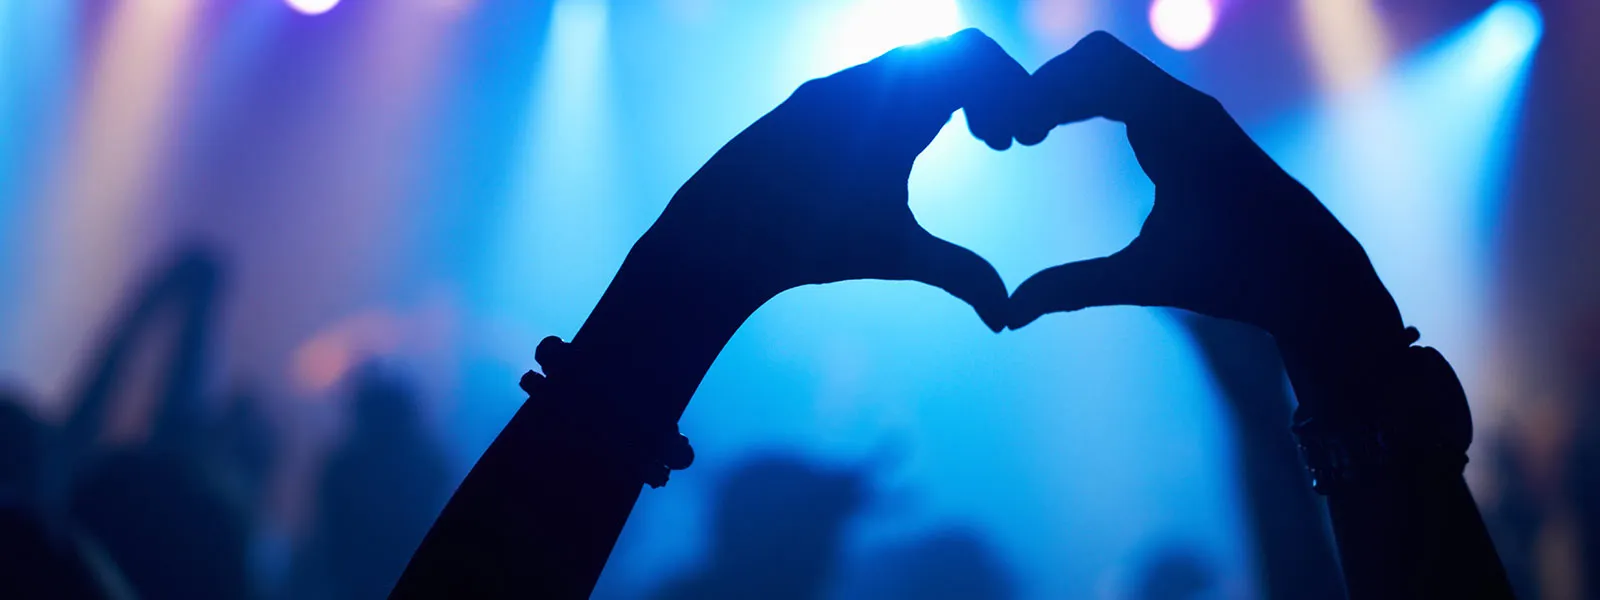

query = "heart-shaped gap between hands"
[
  {"left": 642, "top": 28, "right": 1403, "bottom": 355},
  {"left": 948, "top": 31, "right": 1404, "bottom": 352}
]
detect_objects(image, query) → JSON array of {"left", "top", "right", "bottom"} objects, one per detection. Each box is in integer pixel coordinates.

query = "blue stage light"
[
  {"left": 1466, "top": 0, "right": 1544, "bottom": 78},
  {"left": 1259, "top": 0, "right": 1543, "bottom": 412}
]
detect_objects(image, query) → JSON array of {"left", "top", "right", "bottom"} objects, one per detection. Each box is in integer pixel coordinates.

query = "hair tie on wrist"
[
  {"left": 1292, "top": 332, "right": 1471, "bottom": 495},
  {"left": 524, "top": 336, "right": 695, "bottom": 489}
]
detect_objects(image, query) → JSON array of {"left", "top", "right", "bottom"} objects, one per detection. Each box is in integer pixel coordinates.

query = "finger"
[
  {"left": 850, "top": 28, "right": 1033, "bottom": 156},
  {"left": 944, "top": 32, "right": 1031, "bottom": 151},
  {"left": 1012, "top": 76, "right": 1058, "bottom": 146},
  {"left": 892, "top": 229, "right": 1010, "bottom": 333},
  {"left": 1030, "top": 31, "right": 1203, "bottom": 127},
  {"left": 1028, "top": 31, "right": 1232, "bottom": 190},
  {"left": 1007, "top": 252, "right": 1161, "bottom": 329},
  {"left": 1015, "top": 128, "right": 1049, "bottom": 146}
]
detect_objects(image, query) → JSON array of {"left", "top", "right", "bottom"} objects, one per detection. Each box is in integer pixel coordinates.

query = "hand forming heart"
[
  {"left": 634, "top": 29, "right": 1404, "bottom": 357},
  {"left": 1008, "top": 32, "right": 1404, "bottom": 354},
  {"left": 628, "top": 28, "right": 1032, "bottom": 334},
  {"left": 397, "top": 30, "right": 1453, "bottom": 599}
]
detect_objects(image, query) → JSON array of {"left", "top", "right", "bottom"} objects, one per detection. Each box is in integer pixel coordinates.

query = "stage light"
[
  {"left": 488, "top": 0, "right": 620, "bottom": 331},
  {"left": 1298, "top": 0, "right": 1391, "bottom": 93},
  {"left": 286, "top": 0, "right": 340, "bottom": 16},
  {"left": 1466, "top": 0, "right": 1543, "bottom": 77},
  {"left": 1149, "top": 0, "right": 1216, "bottom": 51},
  {"left": 1259, "top": 0, "right": 1543, "bottom": 415},
  {"left": 16, "top": 0, "right": 203, "bottom": 393}
]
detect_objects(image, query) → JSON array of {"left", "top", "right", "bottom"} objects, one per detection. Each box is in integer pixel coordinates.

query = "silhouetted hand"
[
  {"left": 394, "top": 35, "right": 1033, "bottom": 597},
  {"left": 1008, "top": 32, "right": 1405, "bottom": 352},
  {"left": 632, "top": 28, "right": 1030, "bottom": 332}
]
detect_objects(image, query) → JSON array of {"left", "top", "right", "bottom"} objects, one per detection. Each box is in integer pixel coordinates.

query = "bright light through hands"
[{"left": 821, "top": 0, "right": 966, "bottom": 71}]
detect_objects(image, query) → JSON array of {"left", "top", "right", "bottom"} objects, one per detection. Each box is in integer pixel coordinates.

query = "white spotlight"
[
  {"left": 825, "top": 0, "right": 965, "bottom": 70},
  {"left": 286, "top": 0, "right": 341, "bottom": 16},
  {"left": 1149, "top": 0, "right": 1217, "bottom": 51}
]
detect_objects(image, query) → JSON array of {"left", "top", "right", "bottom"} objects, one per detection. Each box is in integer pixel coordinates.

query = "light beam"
[
  {"left": 817, "top": 0, "right": 965, "bottom": 73},
  {"left": 1298, "top": 0, "right": 1391, "bottom": 93},
  {"left": 487, "top": 0, "right": 621, "bottom": 338},
  {"left": 1262, "top": 0, "right": 1543, "bottom": 424}
]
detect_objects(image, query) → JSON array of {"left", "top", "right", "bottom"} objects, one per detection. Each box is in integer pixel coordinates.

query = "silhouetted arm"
[
  {"left": 1010, "top": 32, "right": 1512, "bottom": 598},
  {"left": 392, "top": 29, "right": 1031, "bottom": 598},
  {"left": 149, "top": 249, "right": 224, "bottom": 450},
  {"left": 388, "top": 257, "right": 758, "bottom": 598},
  {"left": 1279, "top": 335, "right": 1509, "bottom": 599},
  {"left": 45, "top": 249, "right": 221, "bottom": 517},
  {"left": 57, "top": 270, "right": 169, "bottom": 465},
  {"left": 57, "top": 249, "right": 221, "bottom": 453}
]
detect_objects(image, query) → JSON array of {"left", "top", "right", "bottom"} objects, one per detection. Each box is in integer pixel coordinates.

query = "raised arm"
[
  {"left": 1008, "top": 32, "right": 1513, "bottom": 599},
  {"left": 391, "top": 29, "right": 1032, "bottom": 598},
  {"left": 45, "top": 248, "right": 223, "bottom": 514}
]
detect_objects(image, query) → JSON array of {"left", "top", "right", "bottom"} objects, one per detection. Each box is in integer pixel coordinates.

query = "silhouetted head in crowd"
[
  {"left": 210, "top": 385, "right": 278, "bottom": 504},
  {"left": 349, "top": 362, "right": 426, "bottom": 440},
  {"left": 844, "top": 527, "right": 1015, "bottom": 600},
  {"left": 652, "top": 454, "right": 867, "bottom": 600},
  {"left": 712, "top": 455, "right": 865, "bottom": 572},
  {"left": 1134, "top": 545, "right": 1217, "bottom": 600},
  {"left": 299, "top": 362, "right": 449, "bottom": 600}
]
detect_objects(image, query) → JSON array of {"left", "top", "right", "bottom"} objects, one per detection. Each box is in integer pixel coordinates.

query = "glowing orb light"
[
  {"left": 286, "top": 0, "right": 341, "bottom": 16},
  {"left": 1149, "top": 0, "right": 1217, "bottom": 51}
]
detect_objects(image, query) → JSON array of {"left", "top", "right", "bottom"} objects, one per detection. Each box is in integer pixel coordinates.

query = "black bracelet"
[
  {"left": 1292, "top": 339, "right": 1473, "bottom": 495},
  {"left": 519, "top": 336, "right": 695, "bottom": 489}
]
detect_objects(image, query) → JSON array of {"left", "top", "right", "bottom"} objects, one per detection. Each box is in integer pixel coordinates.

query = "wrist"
[
  {"left": 1270, "top": 282, "right": 1408, "bottom": 416},
  {"left": 1283, "top": 331, "right": 1475, "bottom": 495},
  {"left": 1275, "top": 325, "right": 1410, "bottom": 419}
]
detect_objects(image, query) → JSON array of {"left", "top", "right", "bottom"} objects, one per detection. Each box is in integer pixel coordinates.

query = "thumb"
[
  {"left": 1008, "top": 251, "right": 1160, "bottom": 329},
  {"left": 894, "top": 230, "right": 1010, "bottom": 333}
]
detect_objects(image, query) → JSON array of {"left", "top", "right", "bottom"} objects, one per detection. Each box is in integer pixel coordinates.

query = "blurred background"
[{"left": 0, "top": 0, "right": 1594, "bottom": 598}]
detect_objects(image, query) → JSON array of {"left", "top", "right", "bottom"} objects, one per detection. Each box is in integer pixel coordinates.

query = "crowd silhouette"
[
  {"left": 649, "top": 455, "right": 868, "bottom": 600},
  {"left": 0, "top": 24, "right": 1575, "bottom": 600},
  {"left": 287, "top": 367, "right": 452, "bottom": 600},
  {"left": 0, "top": 250, "right": 453, "bottom": 599},
  {"left": 644, "top": 453, "right": 1016, "bottom": 600},
  {"left": 842, "top": 527, "right": 1016, "bottom": 599}
]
